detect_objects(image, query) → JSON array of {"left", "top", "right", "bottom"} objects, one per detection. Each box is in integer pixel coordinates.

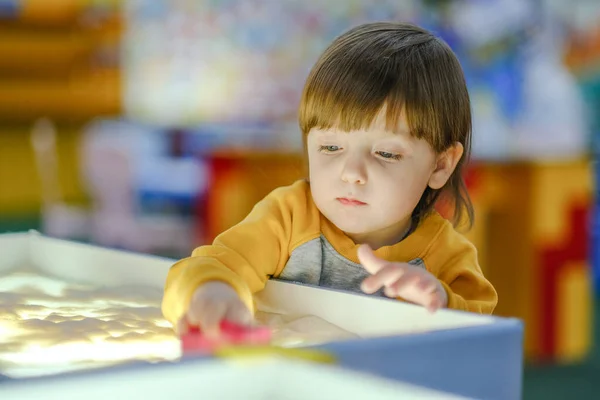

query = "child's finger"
[
  {"left": 383, "top": 285, "right": 397, "bottom": 298},
  {"left": 426, "top": 295, "right": 444, "bottom": 313},
  {"left": 361, "top": 264, "right": 406, "bottom": 294},
  {"left": 195, "top": 301, "right": 228, "bottom": 337},
  {"left": 387, "top": 273, "right": 421, "bottom": 297},
  {"left": 224, "top": 300, "right": 252, "bottom": 326},
  {"left": 417, "top": 278, "right": 437, "bottom": 293},
  {"left": 176, "top": 317, "right": 189, "bottom": 336},
  {"left": 357, "top": 244, "right": 389, "bottom": 274}
]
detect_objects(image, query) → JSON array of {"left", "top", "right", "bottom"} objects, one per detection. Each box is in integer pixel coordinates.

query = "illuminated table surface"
[
  {"left": 0, "top": 232, "right": 522, "bottom": 400},
  {"left": 0, "top": 269, "right": 180, "bottom": 378}
]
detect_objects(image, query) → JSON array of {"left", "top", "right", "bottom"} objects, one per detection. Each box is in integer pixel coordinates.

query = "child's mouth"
[{"left": 336, "top": 197, "right": 367, "bottom": 206}]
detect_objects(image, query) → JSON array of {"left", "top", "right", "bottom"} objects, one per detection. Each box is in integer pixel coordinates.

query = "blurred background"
[{"left": 0, "top": 0, "right": 598, "bottom": 397}]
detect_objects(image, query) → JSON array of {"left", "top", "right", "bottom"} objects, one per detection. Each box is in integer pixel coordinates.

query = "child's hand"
[
  {"left": 178, "top": 281, "right": 252, "bottom": 337},
  {"left": 358, "top": 245, "right": 448, "bottom": 312}
]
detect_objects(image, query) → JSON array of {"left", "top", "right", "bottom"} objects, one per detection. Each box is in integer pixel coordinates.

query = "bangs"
[{"left": 298, "top": 24, "right": 471, "bottom": 153}]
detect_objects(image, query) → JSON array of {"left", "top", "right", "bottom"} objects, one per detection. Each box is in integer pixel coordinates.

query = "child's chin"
[{"left": 331, "top": 219, "right": 373, "bottom": 236}]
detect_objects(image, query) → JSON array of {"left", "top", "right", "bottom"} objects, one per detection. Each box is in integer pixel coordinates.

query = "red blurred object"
[{"left": 181, "top": 320, "right": 272, "bottom": 355}]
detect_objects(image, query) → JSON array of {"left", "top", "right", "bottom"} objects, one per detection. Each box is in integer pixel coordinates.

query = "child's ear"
[{"left": 428, "top": 142, "right": 464, "bottom": 190}]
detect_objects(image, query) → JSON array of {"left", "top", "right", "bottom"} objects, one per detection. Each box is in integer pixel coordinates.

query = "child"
[{"left": 162, "top": 22, "right": 498, "bottom": 335}]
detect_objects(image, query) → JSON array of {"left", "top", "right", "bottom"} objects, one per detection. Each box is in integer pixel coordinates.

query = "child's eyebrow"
[
  {"left": 379, "top": 129, "right": 416, "bottom": 151},
  {"left": 389, "top": 125, "right": 411, "bottom": 136},
  {"left": 377, "top": 126, "right": 410, "bottom": 138},
  {"left": 378, "top": 135, "right": 413, "bottom": 149},
  {"left": 313, "top": 130, "right": 339, "bottom": 139}
]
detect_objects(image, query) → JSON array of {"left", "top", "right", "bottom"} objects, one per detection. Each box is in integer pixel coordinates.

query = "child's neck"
[{"left": 346, "top": 216, "right": 413, "bottom": 250}]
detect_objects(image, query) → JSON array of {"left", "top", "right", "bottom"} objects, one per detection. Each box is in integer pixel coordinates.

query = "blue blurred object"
[
  {"left": 0, "top": 0, "right": 19, "bottom": 18},
  {"left": 579, "top": 70, "right": 600, "bottom": 296},
  {"left": 488, "top": 52, "right": 524, "bottom": 123},
  {"left": 583, "top": 76, "right": 600, "bottom": 154}
]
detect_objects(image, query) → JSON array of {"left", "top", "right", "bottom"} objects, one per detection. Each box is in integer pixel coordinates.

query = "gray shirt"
[{"left": 278, "top": 235, "right": 425, "bottom": 297}]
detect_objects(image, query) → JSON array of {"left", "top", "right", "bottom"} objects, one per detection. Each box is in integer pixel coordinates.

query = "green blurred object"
[
  {"left": 0, "top": 214, "right": 41, "bottom": 233},
  {"left": 524, "top": 300, "right": 599, "bottom": 399}
]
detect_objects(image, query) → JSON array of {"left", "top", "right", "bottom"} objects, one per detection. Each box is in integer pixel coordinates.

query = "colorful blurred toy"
[
  {"left": 180, "top": 319, "right": 336, "bottom": 364},
  {"left": 181, "top": 321, "right": 272, "bottom": 355}
]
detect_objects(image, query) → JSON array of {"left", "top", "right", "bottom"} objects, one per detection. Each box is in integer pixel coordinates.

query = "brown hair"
[{"left": 298, "top": 22, "right": 474, "bottom": 229}]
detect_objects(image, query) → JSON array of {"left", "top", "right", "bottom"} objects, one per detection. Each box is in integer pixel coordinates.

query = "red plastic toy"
[{"left": 181, "top": 320, "right": 272, "bottom": 355}]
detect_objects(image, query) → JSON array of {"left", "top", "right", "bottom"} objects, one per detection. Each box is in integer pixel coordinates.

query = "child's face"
[{"left": 307, "top": 109, "right": 455, "bottom": 247}]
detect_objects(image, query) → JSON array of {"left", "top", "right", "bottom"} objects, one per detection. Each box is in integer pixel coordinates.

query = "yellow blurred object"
[
  {"left": 19, "top": 0, "right": 86, "bottom": 25},
  {"left": 464, "top": 159, "right": 593, "bottom": 363},
  {"left": 556, "top": 262, "right": 592, "bottom": 363},
  {"left": 13, "top": 0, "right": 121, "bottom": 26},
  {"left": 0, "top": 0, "right": 122, "bottom": 119},
  {"left": 214, "top": 346, "right": 336, "bottom": 365},
  {"left": 0, "top": 26, "right": 121, "bottom": 75},
  {"left": 0, "top": 125, "right": 87, "bottom": 214},
  {"left": 0, "top": 31, "right": 91, "bottom": 72},
  {"left": 0, "top": 69, "right": 121, "bottom": 121}
]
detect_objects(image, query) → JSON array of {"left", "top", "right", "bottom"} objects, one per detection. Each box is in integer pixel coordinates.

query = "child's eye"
[
  {"left": 376, "top": 151, "right": 401, "bottom": 160},
  {"left": 319, "top": 145, "right": 341, "bottom": 153}
]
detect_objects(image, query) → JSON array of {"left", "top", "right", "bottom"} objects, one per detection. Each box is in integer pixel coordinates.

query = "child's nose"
[{"left": 341, "top": 156, "right": 367, "bottom": 185}]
